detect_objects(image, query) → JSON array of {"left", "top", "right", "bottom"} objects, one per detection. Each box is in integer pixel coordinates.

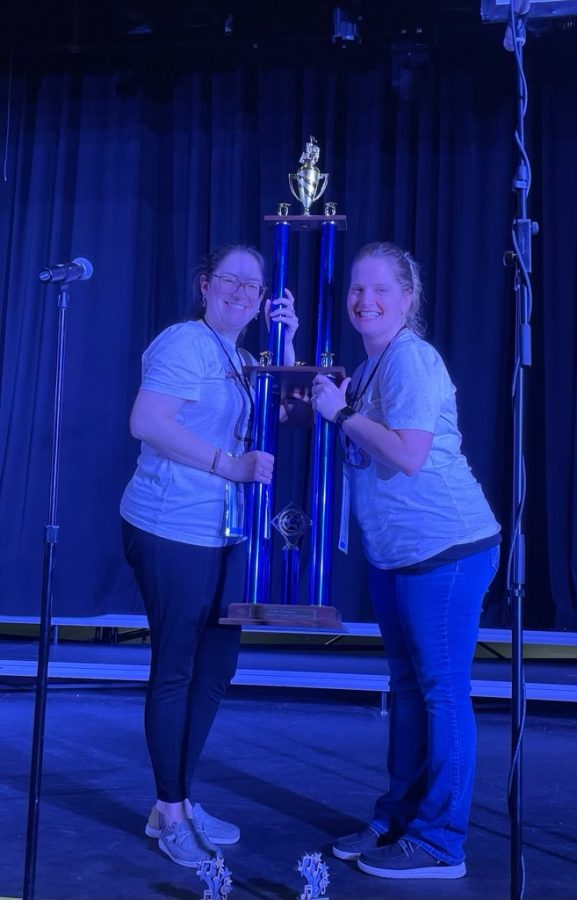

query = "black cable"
[{"left": 503, "top": 4, "right": 538, "bottom": 899}]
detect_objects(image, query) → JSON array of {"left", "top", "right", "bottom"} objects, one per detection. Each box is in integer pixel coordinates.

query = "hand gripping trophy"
[{"left": 289, "top": 136, "right": 329, "bottom": 215}]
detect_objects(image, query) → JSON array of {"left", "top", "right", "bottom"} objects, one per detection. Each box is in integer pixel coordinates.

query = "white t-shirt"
[
  {"left": 346, "top": 329, "right": 500, "bottom": 569},
  {"left": 120, "top": 320, "right": 255, "bottom": 547}
]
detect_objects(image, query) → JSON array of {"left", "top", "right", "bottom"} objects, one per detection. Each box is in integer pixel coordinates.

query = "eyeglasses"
[{"left": 211, "top": 273, "right": 266, "bottom": 304}]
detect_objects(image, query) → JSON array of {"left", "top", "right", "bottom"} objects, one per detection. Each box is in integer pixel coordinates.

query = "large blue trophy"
[{"left": 221, "top": 137, "right": 346, "bottom": 630}]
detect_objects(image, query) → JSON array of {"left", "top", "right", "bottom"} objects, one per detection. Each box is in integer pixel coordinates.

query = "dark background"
[{"left": 0, "top": 1, "right": 575, "bottom": 628}]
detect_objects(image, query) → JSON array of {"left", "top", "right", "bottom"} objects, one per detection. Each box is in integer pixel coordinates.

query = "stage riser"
[
  {"left": 1, "top": 658, "right": 575, "bottom": 702},
  {"left": 1, "top": 616, "right": 576, "bottom": 646}
]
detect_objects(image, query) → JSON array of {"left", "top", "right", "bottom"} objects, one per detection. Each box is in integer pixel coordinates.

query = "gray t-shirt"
[
  {"left": 346, "top": 329, "right": 500, "bottom": 569},
  {"left": 120, "top": 320, "right": 255, "bottom": 547}
]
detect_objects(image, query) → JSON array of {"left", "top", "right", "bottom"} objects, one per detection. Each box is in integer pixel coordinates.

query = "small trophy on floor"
[
  {"left": 197, "top": 857, "right": 233, "bottom": 899},
  {"left": 296, "top": 852, "right": 330, "bottom": 899}
]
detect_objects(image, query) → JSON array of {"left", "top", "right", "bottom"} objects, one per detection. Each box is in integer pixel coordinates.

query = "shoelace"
[
  {"left": 398, "top": 839, "right": 417, "bottom": 857},
  {"left": 197, "top": 831, "right": 221, "bottom": 856},
  {"left": 166, "top": 821, "right": 197, "bottom": 848},
  {"left": 397, "top": 839, "right": 444, "bottom": 867},
  {"left": 191, "top": 806, "right": 209, "bottom": 826}
]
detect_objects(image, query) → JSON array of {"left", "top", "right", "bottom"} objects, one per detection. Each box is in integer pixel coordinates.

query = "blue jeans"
[{"left": 368, "top": 547, "right": 500, "bottom": 864}]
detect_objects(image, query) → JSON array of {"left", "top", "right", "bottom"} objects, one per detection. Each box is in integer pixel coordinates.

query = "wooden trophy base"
[
  {"left": 219, "top": 603, "right": 345, "bottom": 631},
  {"left": 242, "top": 364, "right": 346, "bottom": 394}
]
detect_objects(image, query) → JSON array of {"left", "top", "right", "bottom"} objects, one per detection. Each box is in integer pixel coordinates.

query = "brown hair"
[
  {"left": 188, "top": 244, "right": 266, "bottom": 320},
  {"left": 352, "top": 242, "right": 426, "bottom": 337}
]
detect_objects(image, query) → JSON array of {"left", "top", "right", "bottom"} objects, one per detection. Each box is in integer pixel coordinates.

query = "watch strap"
[{"left": 334, "top": 406, "right": 356, "bottom": 429}]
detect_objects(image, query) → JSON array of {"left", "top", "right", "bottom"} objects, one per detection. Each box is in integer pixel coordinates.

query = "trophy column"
[
  {"left": 310, "top": 218, "right": 339, "bottom": 608},
  {"left": 245, "top": 219, "right": 290, "bottom": 604}
]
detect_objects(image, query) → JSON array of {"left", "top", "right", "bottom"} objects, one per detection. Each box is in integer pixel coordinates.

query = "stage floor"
[{"left": 0, "top": 686, "right": 575, "bottom": 899}]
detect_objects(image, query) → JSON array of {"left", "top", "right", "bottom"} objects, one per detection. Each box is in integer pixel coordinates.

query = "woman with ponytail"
[{"left": 312, "top": 242, "right": 500, "bottom": 881}]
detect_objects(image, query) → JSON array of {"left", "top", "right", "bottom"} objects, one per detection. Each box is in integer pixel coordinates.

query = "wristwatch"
[{"left": 334, "top": 406, "right": 356, "bottom": 429}]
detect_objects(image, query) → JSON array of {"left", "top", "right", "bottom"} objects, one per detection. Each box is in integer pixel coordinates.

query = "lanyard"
[
  {"left": 348, "top": 326, "right": 408, "bottom": 409},
  {"left": 202, "top": 318, "right": 255, "bottom": 447},
  {"left": 347, "top": 346, "right": 388, "bottom": 410},
  {"left": 343, "top": 330, "right": 407, "bottom": 469}
]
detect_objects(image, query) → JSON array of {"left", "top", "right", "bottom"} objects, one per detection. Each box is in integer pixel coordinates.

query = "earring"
[
  {"left": 202, "top": 295, "right": 207, "bottom": 307},
  {"left": 254, "top": 310, "right": 260, "bottom": 320}
]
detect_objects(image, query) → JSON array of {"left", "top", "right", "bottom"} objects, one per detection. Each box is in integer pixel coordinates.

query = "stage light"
[{"left": 332, "top": 5, "right": 361, "bottom": 46}]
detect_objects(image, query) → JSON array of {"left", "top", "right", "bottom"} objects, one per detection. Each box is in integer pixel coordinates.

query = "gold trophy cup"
[{"left": 288, "top": 136, "right": 329, "bottom": 215}]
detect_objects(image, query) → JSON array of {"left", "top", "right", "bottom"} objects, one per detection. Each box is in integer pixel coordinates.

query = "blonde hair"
[{"left": 352, "top": 242, "right": 426, "bottom": 337}]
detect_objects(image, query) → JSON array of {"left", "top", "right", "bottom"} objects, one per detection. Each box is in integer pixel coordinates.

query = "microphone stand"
[
  {"left": 23, "top": 283, "right": 71, "bottom": 900},
  {"left": 504, "top": 5, "right": 538, "bottom": 899}
]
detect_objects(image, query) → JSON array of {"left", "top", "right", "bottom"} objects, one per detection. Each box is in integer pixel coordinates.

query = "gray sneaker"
[
  {"left": 146, "top": 803, "right": 240, "bottom": 845},
  {"left": 158, "top": 819, "right": 213, "bottom": 868},
  {"left": 333, "top": 826, "right": 395, "bottom": 861},
  {"left": 357, "top": 839, "right": 467, "bottom": 879},
  {"left": 188, "top": 801, "right": 240, "bottom": 845}
]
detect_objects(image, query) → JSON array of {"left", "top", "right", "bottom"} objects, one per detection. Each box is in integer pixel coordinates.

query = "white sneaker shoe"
[
  {"left": 188, "top": 800, "right": 240, "bottom": 845},
  {"left": 157, "top": 818, "right": 212, "bottom": 868},
  {"left": 146, "top": 802, "right": 240, "bottom": 845}
]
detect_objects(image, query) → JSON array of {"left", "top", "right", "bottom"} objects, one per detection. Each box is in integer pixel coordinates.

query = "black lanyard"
[
  {"left": 348, "top": 327, "right": 408, "bottom": 410},
  {"left": 202, "top": 318, "right": 255, "bottom": 447},
  {"left": 347, "top": 346, "right": 388, "bottom": 410}
]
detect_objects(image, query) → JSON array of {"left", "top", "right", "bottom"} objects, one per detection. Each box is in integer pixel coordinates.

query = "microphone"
[{"left": 38, "top": 257, "right": 94, "bottom": 284}]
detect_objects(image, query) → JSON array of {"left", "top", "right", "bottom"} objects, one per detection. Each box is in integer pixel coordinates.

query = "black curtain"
[{"left": 0, "top": 30, "right": 575, "bottom": 628}]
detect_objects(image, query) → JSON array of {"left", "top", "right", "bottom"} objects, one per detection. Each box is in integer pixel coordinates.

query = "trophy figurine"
[{"left": 289, "top": 136, "right": 329, "bottom": 215}]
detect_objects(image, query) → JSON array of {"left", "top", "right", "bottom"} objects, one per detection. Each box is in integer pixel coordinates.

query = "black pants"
[{"left": 122, "top": 520, "right": 243, "bottom": 802}]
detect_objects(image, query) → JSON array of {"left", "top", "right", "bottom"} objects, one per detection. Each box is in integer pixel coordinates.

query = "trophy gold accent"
[
  {"left": 289, "top": 136, "right": 329, "bottom": 215},
  {"left": 273, "top": 504, "right": 312, "bottom": 547}
]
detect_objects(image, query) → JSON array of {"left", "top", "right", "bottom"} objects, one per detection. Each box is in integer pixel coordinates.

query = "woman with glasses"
[
  {"left": 120, "top": 244, "right": 298, "bottom": 868},
  {"left": 311, "top": 242, "right": 500, "bottom": 882}
]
